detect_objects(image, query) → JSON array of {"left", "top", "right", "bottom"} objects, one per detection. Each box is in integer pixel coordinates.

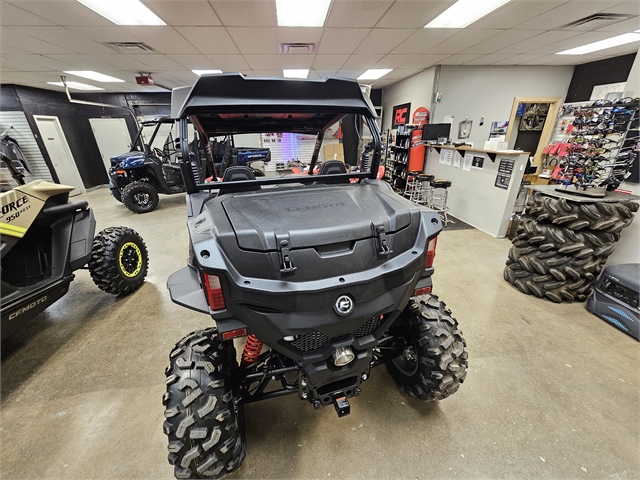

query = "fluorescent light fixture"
[
  {"left": 192, "top": 69, "right": 223, "bottom": 76},
  {"left": 556, "top": 32, "right": 640, "bottom": 55},
  {"left": 283, "top": 69, "right": 309, "bottom": 78},
  {"left": 276, "top": 0, "right": 331, "bottom": 27},
  {"left": 64, "top": 71, "right": 125, "bottom": 82},
  {"left": 47, "top": 81, "right": 104, "bottom": 91},
  {"left": 425, "top": 0, "right": 511, "bottom": 28},
  {"left": 357, "top": 69, "right": 392, "bottom": 81},
  {"left": 76, "top": 0, "right": 165, "bottom": 25}
]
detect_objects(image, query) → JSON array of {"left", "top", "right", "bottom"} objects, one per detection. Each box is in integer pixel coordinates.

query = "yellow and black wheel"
[{"left": 89, "top": 226, "right": 149, "bottom": 295}]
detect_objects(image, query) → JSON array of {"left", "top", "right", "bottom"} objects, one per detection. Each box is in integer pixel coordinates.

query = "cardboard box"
[
  {"left": 523, "top": 174, "right": 552, "bottom": 185},
  {"left": 324, "top": 143, "right": 344, "bottom": 162}
]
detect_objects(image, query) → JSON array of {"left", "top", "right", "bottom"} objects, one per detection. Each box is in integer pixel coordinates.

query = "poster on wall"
[
  {"left": 471, "top": 155, "right": 484, "bottom": 169},
  {"left": 591, "top": 82, "right": 626, "bottom": 100},
  {"left": 490, "top": 121, "right": 509, "bottom": 134},
  {"left": 463, "top": 153, "right": 473, "bottom": 171},
  {"left": 412, "top": 107, "right": 430, "bottom": 127},
  {"left": 453, "top": 153, "right": 461, "bottom": 168},
  {"left": 458, "top": 119, "right": 472, "bottom": 139},
  {"left": 392, "top": 103, "right": 411, "bottom": 128},
  {"left": 494, "top": 158, "right": 514, "bottom": 190},
  {"left": 439, "top": 149, "right": 453, "bottom": 165}
]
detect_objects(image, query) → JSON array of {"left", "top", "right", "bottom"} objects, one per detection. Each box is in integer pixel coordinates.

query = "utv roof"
[{"left": 174, "top": 73, "right": 377, "bottom": 135}]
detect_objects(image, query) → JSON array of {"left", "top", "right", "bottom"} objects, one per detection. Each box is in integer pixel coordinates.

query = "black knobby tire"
[
  {"left": 111, "top": 188, "right": 123, "bottom": 203},
  {"left": 525, "top": 192, "right": 638, "bottom": 233},
  {"left": 88, "top": 227, "right": 149, "bottom": 295},
  {"left": 163, "top": 328, "right": 246, "bottom": 479},
  {"left": 122, "top": 181, "right": 159, "bottom": 214},
  {"left": 386, "top": 294, "right": 468, "bottom": 401}
]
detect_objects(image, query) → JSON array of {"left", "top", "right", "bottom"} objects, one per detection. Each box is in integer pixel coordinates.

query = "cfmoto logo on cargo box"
[
  {"left": 8, "top": 295, "right": 47, "bottom": 320},
  {"left": 288, "top": 202, "right": 345, "bottom": 212},
  {"left": 2, "top": 195, "right": 28, "bottom": 215},
  {"left": 334, "top": 295, "right": 354, "bottom": 316}
]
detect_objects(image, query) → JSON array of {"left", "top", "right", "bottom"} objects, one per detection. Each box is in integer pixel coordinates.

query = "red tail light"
[
  {"left": 222, "top": 328, "right": 247, "bottom": 341},
  {"left": 425, "top": 236, "right": 438, "bottom": 268},
  {"left": 203, "top": 274, "right": 226, "bottom": 310},
  {"left": 414, "top": 286, "right": 432, "bottom": 296}
]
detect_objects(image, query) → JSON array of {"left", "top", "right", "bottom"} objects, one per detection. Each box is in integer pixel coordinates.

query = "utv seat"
[
  {"left": 219, "top": 166, "right": 260, "bottom": 195},
  {"left": 317, "top": 160, "right": 349, "bottom": 184}
]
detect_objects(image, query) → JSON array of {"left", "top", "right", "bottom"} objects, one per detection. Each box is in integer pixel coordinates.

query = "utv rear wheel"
[
  {"left": 122, "top": 181, "right": 159, "bottom": 214},
  {"left": 163, "top": 328, "right": 246, "bottom": 479},
  {"left": 387, "top": 294, "right": 468, "bottom": 401},
  {"left": 89, "top": 227, "right": 149, "bottom": 295}
]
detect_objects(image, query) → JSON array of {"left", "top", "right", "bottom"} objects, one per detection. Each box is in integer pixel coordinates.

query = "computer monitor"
[{"left": 422, "top": 123, "right": 451, "bottom": 142}]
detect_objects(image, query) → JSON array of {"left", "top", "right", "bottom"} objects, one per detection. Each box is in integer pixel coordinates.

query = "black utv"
[
  {"left": 163, "top": 74, "right": 468, "bottom": 479},
  {"left": 109, "top": 117, "right": 211, "bottom": 214}
]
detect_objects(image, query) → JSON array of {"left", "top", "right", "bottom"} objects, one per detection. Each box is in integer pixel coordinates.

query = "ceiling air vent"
[
  {"left": 105, "top": 42, "right": 156, "bottom": 54},
  {"left": 561, "top": 13, "right": 636, "bottom": 30},
  {"left": 280, "top": 43, "right": 316, "bottom": 54}
]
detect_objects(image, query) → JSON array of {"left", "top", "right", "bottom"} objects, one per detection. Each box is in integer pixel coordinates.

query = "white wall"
[
  {"left": 432, "top": 65, "right": 574, "bottom": 147},
  {"left": 624, "top": 46, "right": 640, "bottom": 96},
  {"left": 381, "top": 67, "right": 436, "bottom": 131}
]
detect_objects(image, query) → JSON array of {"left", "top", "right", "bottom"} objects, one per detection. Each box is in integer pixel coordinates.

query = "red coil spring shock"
[{"left": 241, "top": 334, "right": 263, "bottom": 366}]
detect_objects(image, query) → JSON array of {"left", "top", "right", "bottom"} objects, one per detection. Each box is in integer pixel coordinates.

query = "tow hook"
[{"left": 333, "top": 393, "right": 350, "bottom": 418}]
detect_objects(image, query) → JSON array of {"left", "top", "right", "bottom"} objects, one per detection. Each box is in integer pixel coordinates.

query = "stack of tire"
[{"left": 504, "top": 191, "right": 639, "bottom": 303}]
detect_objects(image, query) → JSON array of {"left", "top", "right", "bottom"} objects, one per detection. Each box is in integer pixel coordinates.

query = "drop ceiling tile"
[
  {"left": 377, "top": 0, "right": 454, "bottom": 29},
  {"left": 167, "top": 54, "right": 217, "bottom": 69},
  {"left": 313, "top": 69, "right": 339, "bottom": 77},
  {"left": 341, "top": 54, "right": 384, "bottom": 69},
  {"left": 313, "top": 54, "right": 349, "bottom": 70},
  {"left": 514, "top": 1, "right": 623, "bottom": 31},
  {"left": 243, "top": 54, "right": 280, "bottom": 70},
  {"left": 317, "top": 28, "right": 370, "bottom": 54},
  {"left": 390, "top": 29, "right": 459, "bottom": 55},
  {"left": 336, "top": 69, "right": 365, "bottom": 79},
  {"left": 91, "top": 54, "right": 154, "bottom": 70},
  {"left": 595, "top": 17, "right": 640, "bottom": 33},
  {"left": 176, "top": 26, "right": 239, "bottom": 54},
  {"left": 354, "top": 28, "right": 414, "bottom": 55},
  {"left": 129, "top": 54, "right": 184, "bottom": 70},
  {"left": 423, "top": 29, "right": 503, "bottom": 55},
  {"left": 463, "top": 54, "right": 516, "bottom": 65},
  {"left": 205, "top": 54, "right": 250, "bottom": 71},
  {"left": 66, "top": 26, "right": 142, "bottom": 43},
  {"left": 8, "top": 0, "right": 113, "bottom": 25},
  {"left": 471, "top": 1, "right": 569, "bottom": 30},
  {"left": 516, "top": 54, "right": 563, "bottom": 65},
  {"left": 1, "top": 2, "right": 53, "bottom": 25},
  {"left": 1, "top": 54, "right": 75, "bottom": 70},
  {"left": 156, "top": 70, "right": 199, "bottom": 82},
  {"left": 1, "top": 27, "right": 72, "bottom": 54},
  {"left": 227, "top": 27, "right": 277, "bottom": 54},
  {"left": 306, "top": 70, "right": 322, "bottom": 79},
  {"left": 325, "top": 0, "right": 392, "bottom": 28},
  {"left": 0, "top": 56, "right": 54, "bottom": 71},
  {"left": 121, "top": 26, "right": 199, "bottom": 54},
  {"left": 45, "top": 53, "right": 125, "bottom": 71},
  {"left": 600, "top": 0, "right": 640, "bottom": 15},
  {"left": 10, "top": 26, "right": 113, "bottom": 53},
  {"left": 525, "top": 31, "right": 626, "bottom": 56},
  {"left": 400, "top": 53, "right": 450, "bottom": 68},
  {"left": 143, "top": 0, "right": 221, "bottom": 26},
  {"left": 491, "top": 54, "right": 555, "bottom": 65},
  {"left": 250, "top": 69, "right": 282, "bottom": 77},
  {"left": 440, "top": 54, "right": 484, "bottom": 65},
  {"left": 0, "top": 44, "right": 31, "bottom": 55},
  {"left": 493, "top": 30, "right": 583, "bottom": 54},
  {"left": 275, "top": 27, "right": 324, "bottom": 44},
  {"left": 211, "top": 0, "right": 275, "bottom": 26},
  {"left": 280, "top": 54, "right": 315, "bottom": 69},
  {"left": 373, "top": 54, "right": 417, "bottom": 68},
  {"left": 464, "top": 30, "right": 544, "bottom": 55}
]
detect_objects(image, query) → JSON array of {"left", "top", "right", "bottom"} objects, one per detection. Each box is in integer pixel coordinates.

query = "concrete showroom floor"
[{"left": 1, "top": 187, "right": 638, "bottom": 480}]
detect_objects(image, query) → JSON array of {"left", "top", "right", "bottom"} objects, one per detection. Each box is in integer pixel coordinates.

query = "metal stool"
[
  {"left": 428, "top": 179, "right": 452, "bottom": 226},
  {"left": 404, "top": 172, "right": 434, "bottom": 205}
]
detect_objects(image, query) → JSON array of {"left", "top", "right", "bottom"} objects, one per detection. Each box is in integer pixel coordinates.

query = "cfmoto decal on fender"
[{"left": 8, "top": 295, "right": 48, "bottom": 320}]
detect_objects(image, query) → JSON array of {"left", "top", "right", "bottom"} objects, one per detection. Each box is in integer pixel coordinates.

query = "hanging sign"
[
  {"left": 392, "top": 103, "right": 411, "bottom": 128},
  {"left": 412, "top": 107, "right": 430, "bottom": 127}
]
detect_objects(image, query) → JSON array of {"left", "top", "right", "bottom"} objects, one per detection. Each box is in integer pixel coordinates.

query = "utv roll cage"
[
  {"left": 173, "top": 73, "right": 382, "bottom": 191},
  {"left": 130, "top": 116, "right": 176, "bottom": 156}
]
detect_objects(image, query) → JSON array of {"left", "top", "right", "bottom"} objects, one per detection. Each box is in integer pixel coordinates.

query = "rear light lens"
[
  {"left": 414, "top": 286, "right": 432, "bottom": 296},
  {"left": 425, "top": 236, "right": 438, "bottom": 268},
  {"left": 221, "top": 328, "right": 247, "bottom": 341},
  {"left": 203, "top": 274, "right": 226, "bottom": 310}
]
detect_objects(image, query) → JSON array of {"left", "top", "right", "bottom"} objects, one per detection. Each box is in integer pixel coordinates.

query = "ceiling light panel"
[
  {"left": 47, "top": 81, "right": 104, "bottom": 90},
  {"left": 276, "top": 0, "right": 332, "bottom": 27},
  {"left": 283, "top": 69, "right": 310, "bottom": 78},
  {"left": 556, "top": 32, "right": 640, "bottom": 55},
  {"left": 425, "top": 0, "right": 511, "bottom": 29},
  {"left": 357, "top": 68, "right": 392, "bottom": 80},
  {"left": 64, "top": 70, "right": 125, "bottom": 82},
  {"left": 192, "top": 70, "right": 223, "bottom": 76},
  {"left": 76, "top": 0, "right": 166, "bottom": 26}
]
